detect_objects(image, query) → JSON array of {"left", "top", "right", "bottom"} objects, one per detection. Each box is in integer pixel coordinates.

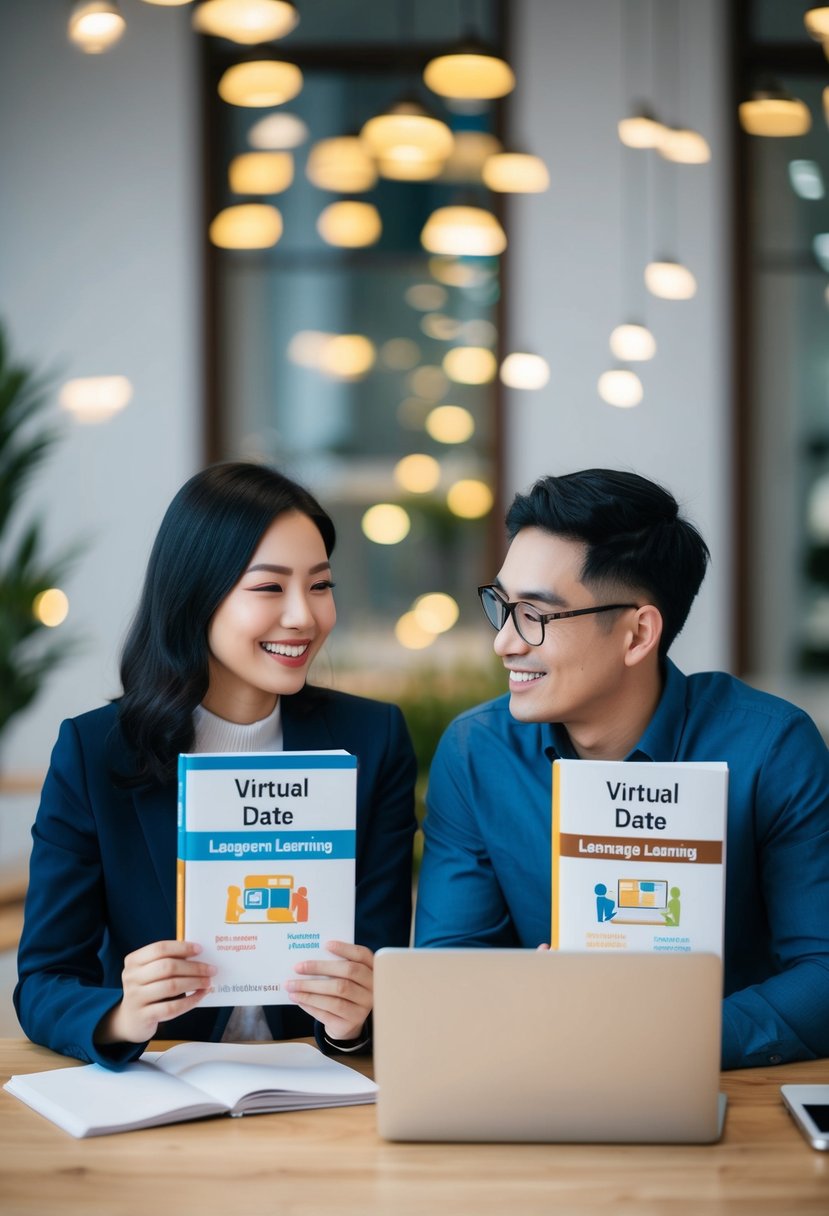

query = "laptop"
[{"left": 373, "top": 948, "right": 726, "bottom": 1143}]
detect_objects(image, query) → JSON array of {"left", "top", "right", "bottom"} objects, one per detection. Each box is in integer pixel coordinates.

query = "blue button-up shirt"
[{"left": 415, "top": 659, "right": 829, "bottom": 1069}]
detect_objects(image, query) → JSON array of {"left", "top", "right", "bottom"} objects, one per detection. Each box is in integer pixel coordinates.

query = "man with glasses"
[{"left": 414, "top": 469, "right": 829, "bottom": 1070}]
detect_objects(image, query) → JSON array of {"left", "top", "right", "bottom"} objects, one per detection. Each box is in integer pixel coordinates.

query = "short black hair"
[
  {"left": 118, "top": 462, "right": 335, "bottom": 785},
  {"left": 505, "top": 469, "right": 709, "bottom": 655}
]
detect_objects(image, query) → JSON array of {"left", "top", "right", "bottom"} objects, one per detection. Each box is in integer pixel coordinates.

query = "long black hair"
[
  {"left": 117, "top": 462, "right": 336, "bottom": 785},
  {"left": 505, "top": 469, "right": 709, "bottom": 655}
]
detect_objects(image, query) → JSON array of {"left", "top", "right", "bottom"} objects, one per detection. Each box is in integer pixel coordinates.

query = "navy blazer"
[{"left": 15, "top": 685, "right": 417, "bottom": 1067}]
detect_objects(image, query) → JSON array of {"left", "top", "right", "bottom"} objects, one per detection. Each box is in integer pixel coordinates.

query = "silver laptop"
[{"left": 373, "top": 948, "right": 725, "bottom": 1143}]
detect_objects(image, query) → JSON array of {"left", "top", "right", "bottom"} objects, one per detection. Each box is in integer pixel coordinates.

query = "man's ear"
[{"left": 623, "top": 604, "right": 663, "bottom": 668}]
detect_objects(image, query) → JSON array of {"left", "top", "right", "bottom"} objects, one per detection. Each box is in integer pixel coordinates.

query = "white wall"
[
  {"left": 0, "top": 0, "right": 201, "bottom": 775},
  {"left": 0, "top": 0, "right": 731, "bottom": 788},
  {"left": 505, "top": 0, "right": 731, "bottom": 674}
]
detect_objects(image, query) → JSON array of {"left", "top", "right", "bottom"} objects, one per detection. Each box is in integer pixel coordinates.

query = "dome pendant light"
[
  {"left": 361, "top": 99, "right": 454, "bottom": 165},
  {"left": 67, "top": 1, "right": 126, "bottom": 54},
  {"left": 420, "top": 205, "right": 506, "bottom": 256},
  {"left": 609, "top": 323, "right": 657, "bottom": 361},
  {"left": 423, "top": 41, "right": 515, "bottom": 101},
  {"left": 804, "top": 7, "right": 829, "bottom": 40},
  {"left": 193, "top": 0, "right": 299, "bottom": 45},
  {"left": 598, "top": 369, "right": 644, "bottom": 408},
  {"left": 618, "top": 107, "right": 664, "bottom": 149},
  {"left": 739, "top": 83, "right": 812, "bottom": 137},
  {"left": 482, "top": 151, "right": 549, "bottom": 193},
  {"left": 645, "top": 259, "right": 697, "bottom": 300},
  {"left": 218, "top": 60, "right": 303, "bottom": 107}
]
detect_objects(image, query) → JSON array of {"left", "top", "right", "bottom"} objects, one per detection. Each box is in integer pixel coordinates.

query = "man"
[{"left": 414, "top": 469, "right": 829, "bottom": 1069}]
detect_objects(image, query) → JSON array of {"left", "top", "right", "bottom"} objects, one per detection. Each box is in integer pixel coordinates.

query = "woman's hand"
[
  {"left": 94, "top": 941, "right": 216, "bottom": 1046},
  {"left": 285, "top": 940, "right": 373, "bottom": 1044}
]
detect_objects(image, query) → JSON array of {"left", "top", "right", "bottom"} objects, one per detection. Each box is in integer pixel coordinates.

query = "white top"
[{"left": 192, "top": 701, "right": 282, "bottom": 1043}]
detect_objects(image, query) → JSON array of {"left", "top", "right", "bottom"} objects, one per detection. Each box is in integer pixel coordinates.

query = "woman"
[{"left": 15, "top": 463, "right": 416, "bottom": 1067}]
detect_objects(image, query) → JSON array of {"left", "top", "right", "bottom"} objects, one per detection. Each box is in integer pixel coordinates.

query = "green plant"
[
  {"left": 395, "top": 658, "right": 506, "bottom": 867},
  {"left": 0, "top": 323, "right": 81, "bottom": 742}
]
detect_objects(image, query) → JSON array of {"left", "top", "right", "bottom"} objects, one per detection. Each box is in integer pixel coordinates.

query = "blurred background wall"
[{"left": 0, "top": 0, "right": 731, "bottom": 793}]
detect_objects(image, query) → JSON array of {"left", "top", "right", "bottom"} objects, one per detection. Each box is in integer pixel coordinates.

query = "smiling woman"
[
  {"left": 14, "top": 461, "right": 417, "bottom": 1069},
  {"left": 205, "top": 511, "right": 337, "bottom": 723}
]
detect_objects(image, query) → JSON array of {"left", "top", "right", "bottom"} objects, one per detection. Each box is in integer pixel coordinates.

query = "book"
[
  {"left": 551, "top": 759, "right": 728, "bottom": 955},
  {"left": 177, "top": 750, "right": 358, "bottom": 1007},
  {"left": 3, "top": 1041, "right": 377, "bottom": 1138}
]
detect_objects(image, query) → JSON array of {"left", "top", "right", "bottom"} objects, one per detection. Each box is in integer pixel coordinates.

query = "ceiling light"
[
  {"left": 423, "top": 45, "right": 515, "bottom": 100},
  {"left": 306, "top": 136, "right": 377, "bottom": 192},
  {"left": 658, "top": 128, "right": 711, "bottom": 164},
  {"left": 420, "top": 206, "right": 506, "bottom": 256},
  {"left": 376, "top": 150, "right": 445, "bottom": 181},
  {"left": 804, "top": 7, "right": 829, "bottom": 39},
  {"left": 499, "top": 352, "right": 550, "bottom": 389},
  {"left": 193, "top": 0, "right": 298, "bottom": 44},
  {"left": 380, "top": 338, "right": 421, "bottom": 370},
  {"left": 413, "top": 593, "right": 459, "bottom": 632},
  {"left": 394, "top": 454, "right": 441, "bottom": 494},
  {"left": 425, "top": 405, "right": 475, "bottom": 443},
  {"left": 361, "top": 100, "right": 453, "bottom": 162},
  {"left": 420, "top": 314, "right": 463, "bottom": 341},
  {"left": 739, "top": 87, "right": 811, "bottom": 137},
  {"left": 316, "top": 201, "right": 382, "bottom": 248},
  {"left": 68, "top": 1, "right": 125, "bottom": 54},
  {"left": 209, "top": 203, "right": 283, "bottom": 248},
  {"left": 409, "top": 365, "right": 449, "bottom": 400},
  {"left": 395, "top": 612, "right": 436, "bottom": 650},
  {"left": 405, "top": 283, "right": 448, "bottom": 311},
  {"left": 645, "top": 260, "right": 697, "bottom": 300},
  {"left": 247, "top": 112, "right": 308, "bottom": 149},
  {"left": 597, "top": 370, "right": 643, "bottom": 408},
  {"left": 482, "top": 151, "right": 550, "bottom": 193},
  {"left": 140, "top": 0, "right": 192, "bottom": 5},
  {"left": 318, "top": 334, "right": 376, "bottom": 380},
  {"left": 618, "top": 109, "right": 664, "bottom": 148},
  {"left": 218, "top": 60, "right": 303, "bottom": 107},
  {"left": 362, "top": 504, "right": 411, "bottom": 545},
  {"left": 32, "top": 589, "right": 70, "bottom": 628},
  {"left": 443, "top": 346, "right": 497, "bottom": 384},
  {"left": 788, "top": 159, "right": 825, "bottom": 200},
  {"left": 59, "top": 375, "right": 133, "bottom": 422},
  {"left": 287, "top": 330, "right": 329, "bottom": 369},
  {"left": 229, "top": 151, "right": 293, "bottom": 193},
  {"left": 428, "top": 257, "right": 490, "bottom": 288},
  {"left": 609, "top": 324, "right": 657, "bottom": 361},
  {"left": 446, "top": 479, "right": 494, "bottom": 518}
]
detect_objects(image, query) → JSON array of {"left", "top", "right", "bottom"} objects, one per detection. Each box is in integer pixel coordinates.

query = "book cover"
[
  {"left": 551, "top": 759, "right": 727, "bottom": 955},
  {"left": 177, "top": 750, "right": 357, "bottom": 1007}
]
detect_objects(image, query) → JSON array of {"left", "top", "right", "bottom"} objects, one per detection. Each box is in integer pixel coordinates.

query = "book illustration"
[
  {"left": 593, "top": 879, "right": 682, "bottom": 926},
  {"left": 225, "top": 874, "right": 310, "bottom": 924}
]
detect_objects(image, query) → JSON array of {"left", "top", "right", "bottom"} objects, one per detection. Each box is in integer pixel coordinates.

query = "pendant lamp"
[
  {"left": 193, "top": 0, "right": 299, "bottom": 44},
  {"left": 423, "top": 42, "right": 515, "bottom": 101},
  {"left": 68, "top": 1, "right": 125, "bottom": 53}
]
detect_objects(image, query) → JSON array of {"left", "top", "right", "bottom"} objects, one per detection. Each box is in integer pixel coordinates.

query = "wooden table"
[{"left": 1, "top": 1040, "right": 828, "bottom": 1215}]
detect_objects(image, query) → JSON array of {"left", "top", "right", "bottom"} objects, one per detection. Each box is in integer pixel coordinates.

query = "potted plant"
[{"left": 0, "top": 322, "right": 82, "bottom": 749}]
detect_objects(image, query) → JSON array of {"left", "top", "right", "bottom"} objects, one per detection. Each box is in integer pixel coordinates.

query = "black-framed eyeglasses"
[{"left": 477, "top": 585, "right": 639, "bottom": 647}]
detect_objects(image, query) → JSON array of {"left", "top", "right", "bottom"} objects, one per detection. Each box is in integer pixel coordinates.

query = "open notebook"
[
  {"left": 4, "top": 1041, "right": 376, "bottom": 1138},
  {"left": 373, "top": 949, "right": 726, "bottom": 1143}
]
